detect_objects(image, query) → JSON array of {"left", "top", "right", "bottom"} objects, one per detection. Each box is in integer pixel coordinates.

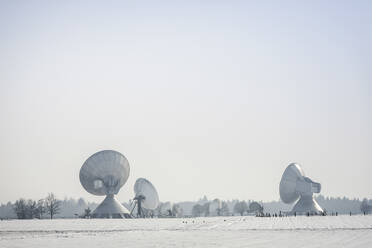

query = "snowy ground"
[{"left": 1, "top": 216, "right": 372, "bottom": 248}]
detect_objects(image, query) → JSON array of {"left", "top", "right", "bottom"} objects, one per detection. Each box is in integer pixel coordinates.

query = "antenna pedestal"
[
  {"left": 291, "top": 195, "right": 323, "bottom": 214},
  {"left": 92, "top": 194, "right": 131, "bottom": 218}
]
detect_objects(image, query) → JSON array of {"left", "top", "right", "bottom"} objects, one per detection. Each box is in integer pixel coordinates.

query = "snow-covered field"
[{"left": 1, "top": 216, "right": 372, "bottom": 248}]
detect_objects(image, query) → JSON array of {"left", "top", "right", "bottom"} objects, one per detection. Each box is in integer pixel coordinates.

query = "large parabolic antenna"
[
  {"left": 80, "top": 150, "right": 131, "bottom": 218},
  {"left": 279, "top": 163, "right": 323, "bottom": 214},
  {"left": 132, "top": 178, "right": 159, "bottom": 218}
]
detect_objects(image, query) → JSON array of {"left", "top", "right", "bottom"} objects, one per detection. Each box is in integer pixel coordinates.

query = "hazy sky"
[{"left": 0, "top": 0, "right": 371, "bottom": 204}]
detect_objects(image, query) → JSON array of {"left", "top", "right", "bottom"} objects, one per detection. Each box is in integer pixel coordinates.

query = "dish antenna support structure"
[
  {"left": 131, "top": 178, "right": 159, "bottom": 218},
  {"left": 279, "top": 163, "right": 323, "bottom": 215},
  {"left": 79, "top": 150, "right": 131, "bottom": 218}
]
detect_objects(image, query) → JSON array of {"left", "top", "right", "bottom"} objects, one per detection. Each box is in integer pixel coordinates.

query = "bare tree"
[
  {"left": 25, "top": 200, "right": 37, "bottom": 219},
  {"left": 13, "top": 199, "right": 27, "bottom": 219},
  {"left": 36, "top": 199, "right": 46, "bottom": 219},
  {"left": 13, "top": 199, "right": 40, "bottom": 219},
  {"left": 45, "top": 193, "right": 61, "bottom": 219}
]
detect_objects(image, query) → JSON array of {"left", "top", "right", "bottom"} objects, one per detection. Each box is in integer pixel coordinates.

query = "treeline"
[
  {"left": 57, "top": 197, "right": 98, "bottom": 218},
  {"left": 11, "top": 193, "right": 61, "bottom": 220},
  {"left": 0, "top": 193, "right": 98, "bottom": 220},
  {"left": 189, "top": 199, "right": 257, "bottom": 217},
  {"left": 1, "top": 195, "right": 371, "bottom": 219},
  {"left": 174, "top": 196, "right": 372, "bottom": 217},
  {"left": 176, "top": 196, "right": 264, "bottom": 217},
  {"left": 315, "top": 195, "right": 369, "bottom": 214}
]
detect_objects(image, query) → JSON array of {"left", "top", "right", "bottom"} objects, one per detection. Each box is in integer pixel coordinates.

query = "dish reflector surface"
[
  {"left": 80, "top": 150, "right": 130, "bottom": 196},
  {"left": 279, "top": 163, "right": 304, "bottom": 204},
  {"left": 134, "top": 178, "right": 159, "bottom": 210}
]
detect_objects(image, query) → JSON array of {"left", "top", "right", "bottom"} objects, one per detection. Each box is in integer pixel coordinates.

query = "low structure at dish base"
[
  {"left": 91, "top": 194, "right": 131, "bottom": 218},
  {"left": 279, "top": 163, "right": 324, "bottom": 215},
  {"left": 80, "top": 150, "right": 131, "bottom": 218}
]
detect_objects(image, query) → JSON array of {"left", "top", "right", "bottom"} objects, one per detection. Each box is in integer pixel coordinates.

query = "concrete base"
[
  {"left": 291, "top": 195, "right": 323, "bottom": 215},
  {"left": 92, "top": 194, "right": 131, "bottom": 218}
]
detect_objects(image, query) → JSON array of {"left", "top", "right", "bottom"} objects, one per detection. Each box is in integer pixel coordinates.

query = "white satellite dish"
[
  {"left": 79, "top": 150, "right": 131, "bottom": 218},
  {"left": 132, "top": 178, "right": 159, "bottom": 218},
  {"left": 279, "top": 163, "right": 323, "bottom": 214}
]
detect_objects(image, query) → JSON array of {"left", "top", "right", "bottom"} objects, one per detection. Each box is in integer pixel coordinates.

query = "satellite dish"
[
  {"left": 249, "top": 202, "right": 263, "bottom": 214},
  {"left": 132, "top": 178, "right": 159, "bottom": 218},
  {"left": 79, "top": 150, "right": 131, "bottom": 218},
  {"left": 279, "top": 163, "right": 323, "bottom": 214}
]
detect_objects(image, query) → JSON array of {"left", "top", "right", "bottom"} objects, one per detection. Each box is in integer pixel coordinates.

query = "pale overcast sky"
[{"left": 0, "top": 0, "right": 371, "bottom": 204}]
